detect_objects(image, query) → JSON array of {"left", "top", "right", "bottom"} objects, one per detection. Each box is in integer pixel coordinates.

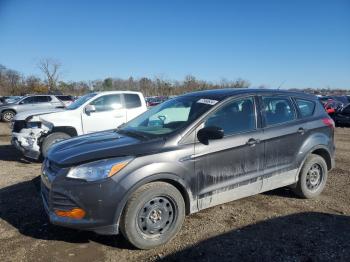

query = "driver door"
[
  {"left": 82, "top": 94, "right": 126, "bottom": 133},
  {"left": 194, "top": 96, "right": 264, "bottom": 210}
]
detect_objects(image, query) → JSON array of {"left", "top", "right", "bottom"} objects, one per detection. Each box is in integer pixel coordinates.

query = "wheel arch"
[
  {"left": 38, "top": 126, "right": 78, "bottom": 146},
  {"left": 1, "top": 108, "right": 17, "bottom": 113},
  {"left": 298, "top": 145, "right": 333, "bottom": 173},
  {"left": 51, "top": 126, "right": 78, "bottom": 137},
  {"left": 311, "top": 147, "right": 332, "bottom": 171},
  {"left": 114, "top": 173, "right": 194, "bottom": 228}
]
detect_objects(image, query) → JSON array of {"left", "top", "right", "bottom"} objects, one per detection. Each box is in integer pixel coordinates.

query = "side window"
[
  {"left": 35, "top": 96, "right": 51, "bottom": 103},
  {"left": 295, "top": 99, "right": 315, "bottom": 118},
  {"left": 21, "top": 97, "right": 36, "bottom": 104},
  {"left": 90, "top": 94, "right": 122, "bottom": 112},
  {"left": 263, "top": 96, "right": 295, "bottom": 126},
  {"left": 124, "top": 94, "right": 141, "bottom": 109},
  {"left": 205, "top": 97, "right": 256, "bottom": 136}
]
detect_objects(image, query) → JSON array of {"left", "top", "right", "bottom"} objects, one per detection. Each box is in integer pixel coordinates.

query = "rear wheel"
[
  {"left": 120, "top": 182, "right": 185, "bottom": 249},
  {"left": 2, "top": 110, "right": 15, "bottom": 122},
  {"left": 293, "top": 154, "right": 328, "bottom": 199},
  {"left": 41, "top": 132, "right": 71, "bottom": 158}
]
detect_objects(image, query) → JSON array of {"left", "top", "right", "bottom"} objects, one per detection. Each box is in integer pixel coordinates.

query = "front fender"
[{"left": 112, "top": 162, "right": 196, "bottom": 227}]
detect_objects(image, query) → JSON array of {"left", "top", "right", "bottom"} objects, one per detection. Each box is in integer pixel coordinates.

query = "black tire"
[
  {"left": 41, "top": 132, "right": 71, "bottom": 158},
  {"left": 292, "top": 154, "right": 328, "bottom": 199},
  {"left": 120, "top": 182, "right": 185, "bottom": 249},
  {"left": 2, "top": 110, "right": 15, "bottom": 122}
]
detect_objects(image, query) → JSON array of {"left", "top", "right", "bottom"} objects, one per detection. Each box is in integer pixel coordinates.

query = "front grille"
[
  {"left": 41, "top": 181, "right": 78, "bottom": 211},
  {"left": 52, "top": 192, "right": 78, "bottom": 210},
  {"left": 12, "top": 120, "right": 26, "bottom": 132}
]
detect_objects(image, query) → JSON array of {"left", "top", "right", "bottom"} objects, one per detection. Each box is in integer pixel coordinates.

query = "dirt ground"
[{"left": 0, "top": 122, "right": 349, "bottom": 262}]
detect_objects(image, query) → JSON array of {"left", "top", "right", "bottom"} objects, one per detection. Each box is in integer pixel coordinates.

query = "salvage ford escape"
[{"left": 41, "top": 89, "right": 335, "bottom": 249}]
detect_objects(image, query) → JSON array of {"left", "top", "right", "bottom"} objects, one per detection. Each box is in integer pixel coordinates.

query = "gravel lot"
[{"left": 0, "top": 122, "right": 349, "bottom": 262}]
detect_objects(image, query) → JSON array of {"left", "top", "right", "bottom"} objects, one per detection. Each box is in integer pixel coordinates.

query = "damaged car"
[
  {"left": 41, "top": 89, "right": 335, "bottom": 249},
  {"left": 12, "top": 91, "right": 147, "bottom": 159}
]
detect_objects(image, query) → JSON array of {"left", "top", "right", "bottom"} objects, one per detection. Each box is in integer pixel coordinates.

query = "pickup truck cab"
[{"left": 12, "top": 91, "right": 147, "bottom": 159}]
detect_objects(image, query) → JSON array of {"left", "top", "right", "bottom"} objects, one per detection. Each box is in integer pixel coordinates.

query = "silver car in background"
[{"left": 0, "top": 95, "right": 65, "bottom": 122}]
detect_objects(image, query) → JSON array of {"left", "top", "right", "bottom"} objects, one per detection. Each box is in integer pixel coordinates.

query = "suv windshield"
[
  {"left": 120, "top": 96, "right": 219, "bottom": 137},
  {"left": 66, "top": 93, "right": 97, "bottom": 110}
]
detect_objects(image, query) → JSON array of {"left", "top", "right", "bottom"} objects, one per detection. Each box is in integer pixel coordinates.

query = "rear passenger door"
[{"left": 260, "top": 96, "right": 304, "bottom": 188}]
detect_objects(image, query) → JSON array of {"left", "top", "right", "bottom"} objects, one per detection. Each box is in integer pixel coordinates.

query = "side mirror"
[
  {"left": 85, "top": 104, "right": 96, "bottom": 115},
  {"left": 197, "top": 126, "right": 224, "bottom": 145}
]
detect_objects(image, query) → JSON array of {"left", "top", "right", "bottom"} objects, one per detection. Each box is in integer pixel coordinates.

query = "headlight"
[
  {"left": 66, "top": 157, "right": 133, "bottom": 182},
  {"left": 26, "top": 121, "right": 42, "bottom": 128}
]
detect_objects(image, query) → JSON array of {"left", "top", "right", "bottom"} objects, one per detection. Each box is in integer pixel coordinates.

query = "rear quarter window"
[{"left": 295, "top": 99, "right": 315, "bottom": 118}]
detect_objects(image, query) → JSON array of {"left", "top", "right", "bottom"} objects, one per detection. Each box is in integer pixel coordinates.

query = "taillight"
[{"left": 322, "top": 118, "right": 335, "bottom": 129}]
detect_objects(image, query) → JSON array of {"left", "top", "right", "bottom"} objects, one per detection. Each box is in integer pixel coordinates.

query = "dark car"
[
  {"left": 324, "top": 100, "right": 344, "bottom": 115},
  {"left": 41, "top": 89, "right": 335, "bottom": 249},
  {"left": 332, "top": 95, "right": 350, "bottom": 106},
  {"left": 146, "top": 96, "right": 168, "bottom": 107},
  {"left": 333, "top": 104, "right": 350, "bottom": 126}
]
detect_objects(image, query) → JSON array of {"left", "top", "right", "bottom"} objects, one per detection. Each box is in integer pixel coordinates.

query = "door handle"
[
  {"left": 246, "top": 138, "right": 260, "bottom": 146},
  {"left": 297, "top": 127, "right": 305, "bottom": 135}
]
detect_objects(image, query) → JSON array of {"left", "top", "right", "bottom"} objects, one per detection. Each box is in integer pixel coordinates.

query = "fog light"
[{"left": 54, "top": 208, "right": 86, "bottom": 219}]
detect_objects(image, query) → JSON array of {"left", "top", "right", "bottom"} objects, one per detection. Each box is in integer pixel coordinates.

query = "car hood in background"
[
  {"left": 14, "top": 108, "right": 65, "bottom": 121},
  {"left": 47, "top": 130, "right": 165, "bottom": 166}
]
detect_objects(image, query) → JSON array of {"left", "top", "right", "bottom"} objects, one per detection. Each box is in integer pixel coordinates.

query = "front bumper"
[
  {"left": 41, "top": 163, "right": 123, "bottom": 235},
  {"left": 12, "top": 130, "right": 42, "bottom": 160}
]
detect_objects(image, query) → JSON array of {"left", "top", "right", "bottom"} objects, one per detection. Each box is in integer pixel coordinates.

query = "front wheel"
[
  {"left": 2, "top": 110, "right": 15, "bottom": 122},
  {"left": 41, "top": 132, "right": 71, "bottom": 158},
  {"left": 292, "top": 154, "right": 328, "bottom": 199},
  {"left": 120, "top": 182, "right": 185, "bottom": 249}
]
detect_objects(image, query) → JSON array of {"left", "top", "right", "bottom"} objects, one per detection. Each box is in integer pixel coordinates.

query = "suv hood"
[
  {"left": 47, "top": 130, "right": 165, "bottom": 166},
  {"left": 15, "top": 108, "right": 65, "bottom": 121}
]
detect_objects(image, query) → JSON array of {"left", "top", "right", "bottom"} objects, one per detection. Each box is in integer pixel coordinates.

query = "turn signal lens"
[
  {"left": 55, "top": 208, "right": 86, "bottom": 219},
  {"left": 108, "top": 162, "right": 128, "bottom": 177}
]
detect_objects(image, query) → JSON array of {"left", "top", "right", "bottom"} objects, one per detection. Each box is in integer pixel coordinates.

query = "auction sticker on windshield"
[{"left": 197, "top": 98, "right": 218, "bottom": 105}]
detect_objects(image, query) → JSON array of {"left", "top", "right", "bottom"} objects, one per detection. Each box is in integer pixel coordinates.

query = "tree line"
[{"left": 0, "top": 60, "right": 349, "bottom": 97}]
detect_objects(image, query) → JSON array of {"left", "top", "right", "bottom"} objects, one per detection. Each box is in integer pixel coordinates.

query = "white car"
[{"left": 11, "top": 91, "right": 147, "bottom": 159}]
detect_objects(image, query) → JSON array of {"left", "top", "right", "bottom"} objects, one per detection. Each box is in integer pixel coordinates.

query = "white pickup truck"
[{"left": 11, "top": 91, "right": 147, "bottom": 159}]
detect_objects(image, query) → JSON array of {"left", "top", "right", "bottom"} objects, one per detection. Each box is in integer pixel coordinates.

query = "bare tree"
[{"left": 37, "top": 58, "right": 61, "bottom": 91}]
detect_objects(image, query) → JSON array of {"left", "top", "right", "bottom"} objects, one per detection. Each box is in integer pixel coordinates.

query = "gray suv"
[
  {"left": 0, "top": 95, "right": 64, "bottom": 122},
  {"left": 41, "top": 89, "right": 335, "bottom": 249}
]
